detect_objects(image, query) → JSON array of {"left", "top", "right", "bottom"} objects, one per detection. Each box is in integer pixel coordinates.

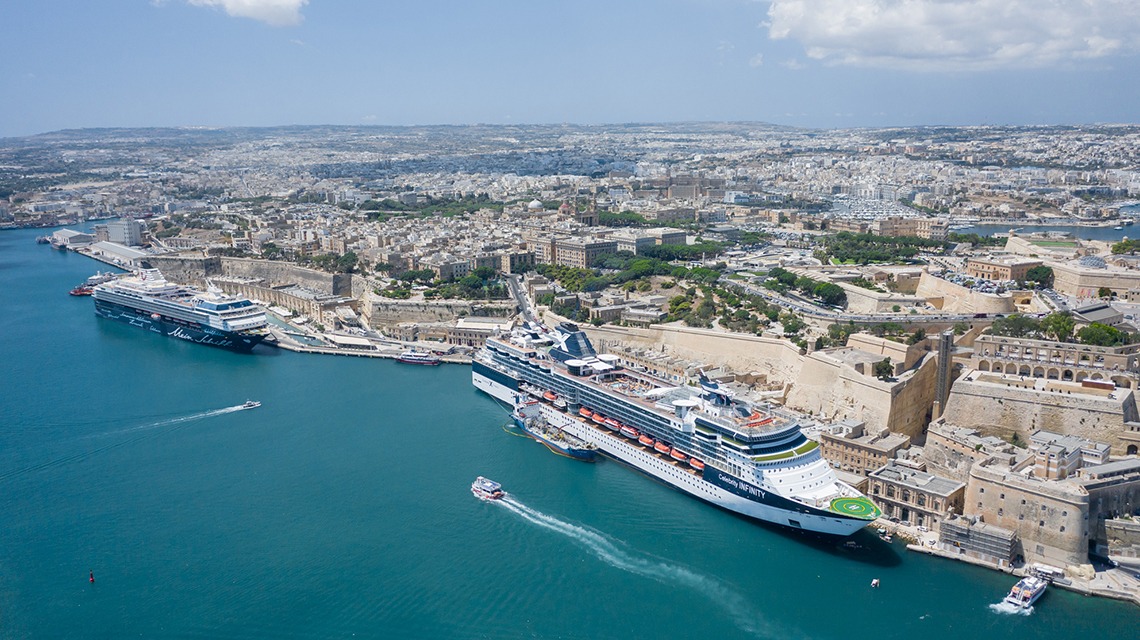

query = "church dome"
[{"left": 527, "top": 199, "right": 543, "bottom": 210}]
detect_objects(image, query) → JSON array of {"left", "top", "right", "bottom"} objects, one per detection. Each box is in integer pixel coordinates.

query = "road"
[{"left": 723, "top": 278, "right": 1010, "bottom": 326}]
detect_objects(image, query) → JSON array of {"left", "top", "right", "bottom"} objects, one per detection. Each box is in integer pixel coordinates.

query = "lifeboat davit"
[
  {"left": 670, "top": 448, "right": 688, "bottom": 462},
  {"left": 543, "top": 391, "right": 557, "bottom": 401},
  {"left": 638, "top": 434, "right": 655, "bottom": 447},
  {"left": 579, "top": 407, "right": 593, "bottom": 418},
  {"left": 689, "top": 458, "right": 705, "bottom": 471},
  {"left": 620, "top": 425, "right": 639, "bottom": 439},
  {"left": 654, "top": 441, "right": 671, "bottom": 455}
]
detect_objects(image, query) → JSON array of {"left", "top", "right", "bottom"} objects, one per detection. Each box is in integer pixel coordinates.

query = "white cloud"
[
  {"left": 765, "top": 0, "right": 1140, "bottom": 70},
  {"left": 187, "top": 0, "right": 308, "bottom": 27},
  {"left": 749, "top": 53, "right": 765, "bottom": 67}
]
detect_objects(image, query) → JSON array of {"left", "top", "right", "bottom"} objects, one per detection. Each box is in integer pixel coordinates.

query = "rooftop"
[{"left": 870, "top": 462, "right": 965, "bottom": 497}]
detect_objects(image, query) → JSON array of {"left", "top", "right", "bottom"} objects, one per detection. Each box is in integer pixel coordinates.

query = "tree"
[
  {"left": 873, "top": 358, "right": 895, "bottom": 381},
  {"left": 1024, "top": 265, "right": 1054, "bottom": 288},
  {"left": 1039, "top": 312, "right": 1075, "bottom": 342},
  {"left": 990, "top": 314, "right": 1041, "bottom": 338},
  {"left": 906, "top": 329, "right": 926, "bottom": 345},
  {"left": 1078, "top": 322, "right": 1128, "bottom": 347},
  {"left": 1097, "top": 286, "right": 1115, "bottom": 299},
  {"left": 813, "top": 282, "right": 847, "bottom": 307}
]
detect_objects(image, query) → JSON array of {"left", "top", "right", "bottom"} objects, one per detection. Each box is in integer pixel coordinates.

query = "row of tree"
[
  {"left": 990, "top": 312, "right": 1139, "bottom": 346},
  {"left": 764, "top": 267, "right": 847, "bottom": 307}
]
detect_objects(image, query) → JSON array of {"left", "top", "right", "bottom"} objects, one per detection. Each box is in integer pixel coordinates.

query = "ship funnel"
[{"left": 672, "top": 399, "right": 699, "bottom": 419}]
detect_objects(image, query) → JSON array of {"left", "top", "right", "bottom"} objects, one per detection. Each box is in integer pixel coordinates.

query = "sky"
[{"left": 3, "top": 0, "right": 1140, "bottom": 136}]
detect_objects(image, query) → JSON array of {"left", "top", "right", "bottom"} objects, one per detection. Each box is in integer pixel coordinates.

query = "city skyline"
[{"left": 3, "top": 0, "right": 1140, "bottom": 137}]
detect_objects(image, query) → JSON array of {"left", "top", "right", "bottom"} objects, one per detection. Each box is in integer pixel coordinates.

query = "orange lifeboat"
[
  {"left": 619, "top": 425, "right": 639, "bottom": 439},
  {"left": 604, "top": 417, "right": 621, "bottom": 430},
  {"left": 638, "top": 434, "right": 655, "bottom": 447},
  {"left": 592, "top": 414, "right": 607, "bottom": 425},
  {"left": 689, "top": 458, "right": 705, "bottom": 471},
  {"left": 654, "top": 441, "right": 671, "bottom": 455},
  {"left": 579, "top": 407, "right": 593, "bottom": 418},
  {"left": 670, "top": 448, "right": 688, "bottom": 462},
  {"left": 543, "top": 391, "right": 557, "bottom": 401}
]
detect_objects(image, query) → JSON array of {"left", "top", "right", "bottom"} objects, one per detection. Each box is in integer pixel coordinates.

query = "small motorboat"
[
  {"left": 241, "top": 400, "right": 261, "bottom": 409},
  {"left": 471, "top": 476, "right": 505, "bottom": 501},
  {"left": 1002, "top": 576, "right": 1047, "bottom": 609},
  {"left": 870, "top": 578, "right": 880, "bottom": 588}
]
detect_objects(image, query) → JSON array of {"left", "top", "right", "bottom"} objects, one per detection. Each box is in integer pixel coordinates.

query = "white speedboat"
[
  {"left": 242, "top": 400, "right": 262, "bottom": 409},
  {"left": 1002, "top": 576, "right": 1047, "bottom": 609},
  {"left": 471, "top": 476, "right": 504, "bottom": 501}
]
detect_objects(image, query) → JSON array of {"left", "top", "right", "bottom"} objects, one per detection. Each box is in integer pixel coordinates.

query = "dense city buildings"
[{"left": 6, "top": 123, "right": 1140, "bottom": 603}]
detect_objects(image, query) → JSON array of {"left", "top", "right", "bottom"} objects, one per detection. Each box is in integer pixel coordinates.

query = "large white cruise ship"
[
  {"left": 92, "top": 269, "right": 268, "bottom": 352},
  {"left": 473, "top": 322, "right": 881, "bottom": 536}
]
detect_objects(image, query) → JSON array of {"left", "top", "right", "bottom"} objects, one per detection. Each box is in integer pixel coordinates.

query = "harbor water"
[{"left": 1, "top": 226, "right": 1136, "bottom": 639}]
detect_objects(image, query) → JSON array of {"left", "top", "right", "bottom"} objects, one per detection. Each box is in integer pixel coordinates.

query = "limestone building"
[
  {"left": 965, "top": 256, "right": 1042, "bottom": 281},
  {"left": 818, "top": 420, "right": 911, "bottom": 477},
  {"left": 971, "top": 334, "right": 1140, "bottom": 388},
  {"left": 867, "top": 462, "right": 965, "bottom": 530}
]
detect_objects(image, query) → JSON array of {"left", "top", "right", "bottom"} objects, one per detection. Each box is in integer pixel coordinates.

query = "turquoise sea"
[{"left": 1, "top": 226, "right": 1135, "bottom": 639}]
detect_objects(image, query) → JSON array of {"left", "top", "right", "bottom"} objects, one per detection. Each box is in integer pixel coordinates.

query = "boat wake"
[
  {"left": 0, "top": 405, "right": 249, "bottom": 481},
  {"left": 86, "top": 405, "right": 248, "bottom": 439},
  {"left": 498, "top": 496, "right": 781, "bottom": 638},
  {"left": 988, "top": 602, "right": 1033, "bottom": 616}
]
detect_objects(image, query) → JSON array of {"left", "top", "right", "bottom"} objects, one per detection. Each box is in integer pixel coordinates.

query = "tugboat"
[
  {"left": 514, "top": 396, "right": 598, "bottom": 461},
  {"left": 69, "top": 285, "right": 94, "bottom": 296},
  {"left": 1002, "top": 575, "right": 1047, "bottom": 609},
  {"left": 471, "top": 476, "right": 504, "bottom": 501}
]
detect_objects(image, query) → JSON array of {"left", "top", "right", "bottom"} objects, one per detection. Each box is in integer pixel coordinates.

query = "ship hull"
[
  {"left": 472, "top": 360, "right": 521, "bottom": 405},
  {"left": 475, "top": 369, "right": 869, "bottom": 537},
  {"left": 94, "top": 299, "right": 265, "bottom": 353}
]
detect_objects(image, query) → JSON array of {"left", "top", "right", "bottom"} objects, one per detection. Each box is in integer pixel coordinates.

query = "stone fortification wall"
[
  {"left": 966, "top": 462, "right": 1090, "bottom": 568},
  {"left": 565, "top": 319, "right": 805, "bottom": 384},
  {"left": 941, "top": 374, "right": 1138, "bottom": 454},
  {"left": 145, "top": 255, "right": 222, "bottom": 286},
  {"left": 1105, "top": 519, "right": 1140, "bottom": 562},
  {"left": 922, "top": 426, "right": 997, "bottom": 482},
  {"left": 914, "top": 272, "right": 1016, "bottom": 314},
  {"left": 366, "top": 297, "right": 516, "bottom": 328},
  {"left": 219, "top": 259, "right": 348, "bottom": 296},
  {"left": 559, "top": 315, "right": 937, "bottom": 437},
  {"left": 839, "top": 282, "right": 925, "bottom": 314},
  {"left": 787, "top": 351, "right": 938, "bottom": 440}
]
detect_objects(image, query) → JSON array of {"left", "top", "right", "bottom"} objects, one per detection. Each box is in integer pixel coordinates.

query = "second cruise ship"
[
  {"left": 92, "top": 269, "right": 268, "bottom": 352},
  {"left": 473, "top": 322, "right": 881, "bottom": 536}
]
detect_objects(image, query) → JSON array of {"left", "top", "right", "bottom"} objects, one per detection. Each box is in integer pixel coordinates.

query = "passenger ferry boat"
[
  {"left": 397, "top": 350, "right": 441, "bottom": 366},
  {"left": 472, "top": 322, "right": 881, "bottom": 536},
  {"left": 471, "top": 476, "right": 505, "bottom": 501},
  {"left": 1002, "top": 575, "right": 1047, "bottom": 609},
  {"left": 92, "top": 269, "right": 267, "bottom": 353}
]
